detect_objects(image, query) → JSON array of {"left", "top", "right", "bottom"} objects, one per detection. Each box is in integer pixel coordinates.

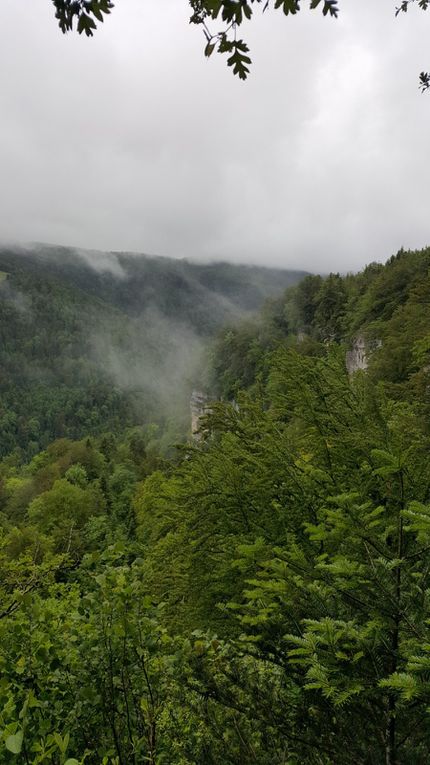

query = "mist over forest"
[
  {"left": 0, "top": 243, "right": 306, "bottom": 459},
  {"left": 1, "top": 237, "right": 430, "bottom": 763},
  {"left": 2, "top": 0, "right": 430, "bottom": 762}
]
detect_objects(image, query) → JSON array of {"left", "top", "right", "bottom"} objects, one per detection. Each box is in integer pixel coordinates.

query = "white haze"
[
  {"left": 74, "top": 248, "right": 127, "bottom": 279},
  {"left": 1, "top": 281, "right": 33, "bottom": 317},
  {"left": 0, "top": 0, "right": 429, "bottom": 272},
  {"left": 90, "top": 307, "right": 206, "bottom": 421}
]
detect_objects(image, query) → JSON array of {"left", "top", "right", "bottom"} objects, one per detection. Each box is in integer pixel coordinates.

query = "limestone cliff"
[
  {"left": 346, "top": 335, "right": 381, "bottom": 374},
  {"left": 190, "top": 390, "right": 210, "bottom": 440}
]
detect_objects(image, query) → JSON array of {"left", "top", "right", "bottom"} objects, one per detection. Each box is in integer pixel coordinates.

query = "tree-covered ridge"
[
  {"left": 0, "top": 244, "right": 306, "bottom": 462},
  {"left": 1, "top": 246, "right": 430, "bottom": 763},
  {"left": 209, "top": 246, "right": 430, "bottom": 400},
  {"left": 0, "top": 245, "right": 305, "bottom": 322}
]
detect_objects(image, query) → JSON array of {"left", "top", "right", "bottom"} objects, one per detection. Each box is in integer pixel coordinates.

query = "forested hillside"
[
  {"left": 209, "top": 246, "right": 430, "bottom": 402},
  {"left": 0, "top": 244, "right": 305, "bottom": 461},
  {"left": 1, "top": 246, "right": 430, "bottom": 764}
]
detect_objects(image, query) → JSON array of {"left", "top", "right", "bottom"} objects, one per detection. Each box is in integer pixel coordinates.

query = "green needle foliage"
[{"left": 2, "top": 247, "right": 430, "bottom": 761}]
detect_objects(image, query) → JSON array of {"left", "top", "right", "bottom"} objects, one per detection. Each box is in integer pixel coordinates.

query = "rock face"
[
  {"left": 346, "top": 335, "right": 382, "bottom": 374},
  {"left": 190, "top": 390, "right": 210, "bottom": 440},
  {"left": 346, "top": 336, "right": 368, "bottom": 374}
]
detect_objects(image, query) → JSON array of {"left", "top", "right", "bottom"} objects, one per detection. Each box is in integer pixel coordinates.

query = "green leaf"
[
  {"left": 5, "top": 731, "right": 23, "bottom": 754},
  {"left": 91, "top": 2, "right": 104, "bottom": 22}
]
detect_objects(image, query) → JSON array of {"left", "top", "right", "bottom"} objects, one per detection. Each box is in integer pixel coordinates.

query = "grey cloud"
[{"left": 0, "top": 0, "right": 429, "bottom": 272}]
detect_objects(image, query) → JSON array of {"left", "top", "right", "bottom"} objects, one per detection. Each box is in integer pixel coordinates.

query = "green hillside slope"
[
  {"left": 209, "top": 246, "right": 430, "bottom": 402},
  {"left": 2, "top": 247, "right": 430, "bottom": 764}
]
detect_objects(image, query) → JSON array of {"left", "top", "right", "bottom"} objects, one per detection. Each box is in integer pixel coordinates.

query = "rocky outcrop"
[
  {"left": 346, "top": 336, "right": 368, "bottom": 374},
  {"left": 346, "top": 335, "right": 381, "bottom": 374},
  {"left": 190, "top": 390, "right": 210, "bottom": 440}
]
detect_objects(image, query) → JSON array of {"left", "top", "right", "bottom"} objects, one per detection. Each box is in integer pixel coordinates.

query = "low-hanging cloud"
[
  {"left": 90, "top": 306, "right": 206, "bottom": 423},
  {"left": 74, "top": 248, "right": 127, "bottom": 279},
  {"left": 0, "top": 280, "right": 33, "bottom": 317},
  {"left": 0, "top": 0, "right": 429, "bottom": 272}
]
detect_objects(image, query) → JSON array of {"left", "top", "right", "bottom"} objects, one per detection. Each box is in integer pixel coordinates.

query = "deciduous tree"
[{"left": 50, "top": 0, "right": 430, "bottom": 85}]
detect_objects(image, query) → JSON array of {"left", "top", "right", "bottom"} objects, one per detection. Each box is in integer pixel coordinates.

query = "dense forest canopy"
[{"left": 1, "top": 245, "right": 430, "bottom": 763}]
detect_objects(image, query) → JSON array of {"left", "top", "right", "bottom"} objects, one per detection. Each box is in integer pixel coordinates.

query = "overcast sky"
[{"left": 0, "top": 0, "right": 429, "bottom": 272}]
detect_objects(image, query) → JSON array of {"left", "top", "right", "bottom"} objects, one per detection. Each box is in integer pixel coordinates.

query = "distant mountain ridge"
[{"left": 0, "top": 243, "right": 307, "bottom": 330}]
